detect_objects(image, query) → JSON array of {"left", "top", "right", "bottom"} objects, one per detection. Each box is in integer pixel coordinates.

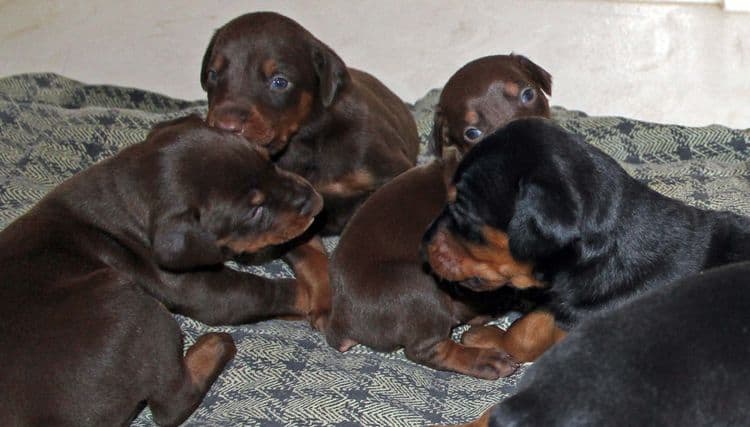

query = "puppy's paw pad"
[{"left": 473, "top": 348, "right": 519, "bottom": 379}]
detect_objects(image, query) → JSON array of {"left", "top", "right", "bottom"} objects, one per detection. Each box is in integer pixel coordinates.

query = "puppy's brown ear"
[
  {"left": 312, "top": 43, "right": 349, "bottom": 107},
  {"left": 152, "top": 211, "right": 224, "bottom": 271},
  {"left": 513, "top": 54, "right": 552, "bottom": 96},
  {"left": 429, "top": 108, "right": 450, "bottom": 157},
  {"left": 200, "top": 30, "right": 219, "bottom": 91},
  {"left": 441, "top": 147, "right": 461, "bottom": 190}
]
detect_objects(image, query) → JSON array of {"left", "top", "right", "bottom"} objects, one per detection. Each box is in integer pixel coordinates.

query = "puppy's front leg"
[
  {"left": 406, "top": 339, "right": 518, "bottom": 380},
  {"left": 153, "top": 267, "right": 310, "bottom": 326},
  {"left": 461, "top": 311, "right": 566, "bottom": 362},
  {"left": 283, "top": 236, "right": 331, "bottom": 331}
]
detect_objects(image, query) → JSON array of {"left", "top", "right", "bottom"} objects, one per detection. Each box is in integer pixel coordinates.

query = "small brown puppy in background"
[
  {"left": 431, "top": 54, "right": 552, "bottom": 157},
  {"left": 201, "top": 12, "right": 420, "bottom": 328},
  {"left": 325, "top": 55, "right": 552, "bottom": 379},
  {"left": 0, "top": 116, "right": 323, "bottom": 426}
]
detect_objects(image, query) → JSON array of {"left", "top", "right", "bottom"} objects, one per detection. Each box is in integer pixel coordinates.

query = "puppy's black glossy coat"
[
  {"left": 478, "top": 261, "right": 750, "bottom": 426},
  {"left": 425, "top": 118, "right": 750, "bottom": 329}
]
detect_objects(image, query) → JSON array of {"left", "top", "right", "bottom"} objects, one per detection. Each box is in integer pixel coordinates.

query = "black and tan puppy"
[
  {"left": 0, "top": 116, "right": 323, "bottom": 426},
  {"left": 201, "top": 11, "right": 419, "bottom": 234},
  {"left": 325, "top": 55, "right": 552, "bottom": 379},
  {"left": 423, "top": 117, "right": 750, "bottom": 364},
  {"left": 453, "top": 261, "right": 750, "bottom": 427}
]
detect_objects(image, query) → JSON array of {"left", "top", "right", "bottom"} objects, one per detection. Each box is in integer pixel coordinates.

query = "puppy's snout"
[
  {"left": 297, "top": 191, "right": 324, "bottom": 217},
  {"left": 277, "top": 167, "right": 323, "bottom": 217},
  {"left": 213, "top": 116, "right": 245, "bottom": 133},
  {"left": 208, "top": 107, "right": 248, "bottom": 133}
]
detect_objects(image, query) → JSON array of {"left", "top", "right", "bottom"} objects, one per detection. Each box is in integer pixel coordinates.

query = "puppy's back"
[{"left": 489, "top": 261, "right": 750, "bottom": 426}]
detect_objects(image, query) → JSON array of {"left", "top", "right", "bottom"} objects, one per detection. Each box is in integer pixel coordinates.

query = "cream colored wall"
[{"left": 0, "top": 0, "right": 748, "bottom": 127}]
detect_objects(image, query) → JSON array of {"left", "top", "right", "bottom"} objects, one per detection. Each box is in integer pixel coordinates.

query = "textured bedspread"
[{"left": 1, "top": 74, "right": 748, "bottom": 426}]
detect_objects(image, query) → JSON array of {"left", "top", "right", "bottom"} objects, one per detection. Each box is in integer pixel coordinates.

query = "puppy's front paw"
[{"left": 471, "top": 348, "right": 518, "bottom": 380}]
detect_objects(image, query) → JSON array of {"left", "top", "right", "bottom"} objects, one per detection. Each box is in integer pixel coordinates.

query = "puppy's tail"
[{"left": 707, "top": 211, "right": 750, "bottom": 267}]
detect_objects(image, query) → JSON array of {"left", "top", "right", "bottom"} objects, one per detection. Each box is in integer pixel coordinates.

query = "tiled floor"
[{"left": 0, "top": 0, "right": 748, "bottom": 127}]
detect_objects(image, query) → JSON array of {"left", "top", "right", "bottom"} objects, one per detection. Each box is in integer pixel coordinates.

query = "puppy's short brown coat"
[{"left": 0, "top": 116, "right": 323, "bottom": 426}]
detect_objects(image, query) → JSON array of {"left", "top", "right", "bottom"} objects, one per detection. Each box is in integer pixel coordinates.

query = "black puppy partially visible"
[
  {"left": 453, "top": 261, "right": 750, "bottom": 427},
  {"left": 0, "top": 116, "right": 323, "bottom": 426},
  {"left": 423, "top": 117, "right": 750, "bottom": 362}
]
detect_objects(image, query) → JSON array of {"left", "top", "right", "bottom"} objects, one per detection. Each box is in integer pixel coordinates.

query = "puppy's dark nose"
[
  {"left": 213, "top": 116, "right": 245, "bottom": 133},
  {"left": 297, "top": 192, "right": 324, "bottom": 217}
]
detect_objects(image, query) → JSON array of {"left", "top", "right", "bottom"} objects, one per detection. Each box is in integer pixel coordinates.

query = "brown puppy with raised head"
[
  {"left": 325, "top": 55, "right": 552, "bottom": 379},
  {"left": 201, "top": 11, "right": 419, "bottom": 233},
  {"left": 201, "top": 12, "right": 420, "bottom": 328},
  {"left": 0, "top": 116, "right": 323, "bottom": 426}
]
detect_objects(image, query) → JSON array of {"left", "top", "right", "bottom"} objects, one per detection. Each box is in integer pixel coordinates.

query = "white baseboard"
[
  {"left": 723, "top": 0, "right": 750, "bottom": 11},
  {"left": 616, "top": 0, "right": 750, "bottom": 12}
]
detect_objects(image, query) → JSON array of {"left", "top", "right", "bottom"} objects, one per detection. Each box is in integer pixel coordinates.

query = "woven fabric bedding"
[{"left": 1, "top": 73, "right": 748, "bottom": 426}]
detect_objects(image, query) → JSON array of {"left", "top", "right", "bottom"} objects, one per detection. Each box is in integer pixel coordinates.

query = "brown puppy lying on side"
[
  {"left": 0, "top": 116, "right": 323, "bottom": 426},
  {"left": 325, "top": 55, "right": 552, "bottom": 379}
]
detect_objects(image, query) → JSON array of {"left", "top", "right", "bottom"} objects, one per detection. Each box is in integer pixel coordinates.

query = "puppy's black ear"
[
  {"left": 312, "top": 43, "right": 349, "bottom": 107},
  {"left": 429, "top": 108, "right": 450, "bottom": 157},
  {"left": 513, "top": 54, "right": 552, "bottom": 96},
  {"left": 152, "top": 211, "right": 224, "bottom": 271},
  {"left": 507, "top": 177, "right": 580, "bottom": 260},
  {"left": 200, "top": 31, "right": 219, "bottom": 91}
]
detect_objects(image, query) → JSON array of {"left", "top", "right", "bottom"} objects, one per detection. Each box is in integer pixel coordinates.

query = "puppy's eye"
[
  {"left": 206, "top": 69, "right": 218, "bottom": 84},
  {"left": 464, "top": 127, "right": 483, "bottom": 142},
  {"left": 520, "top": 87, "right": 536, "bottom": 105},
  {"left": 247, "top": 205, "right": 264, "bottom": 222},
  {"left": 270, "top": 75, "right": 290, "bottom": 91}
]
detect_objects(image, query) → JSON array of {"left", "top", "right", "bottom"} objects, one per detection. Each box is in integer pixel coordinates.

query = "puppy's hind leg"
[{"left": 145, "top": 310, "right": 236, "bottom": 426}]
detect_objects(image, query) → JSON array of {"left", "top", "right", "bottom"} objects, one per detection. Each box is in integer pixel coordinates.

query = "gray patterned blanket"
[{"left": 1, "top": 74, "right": 748, "bottom": 426}]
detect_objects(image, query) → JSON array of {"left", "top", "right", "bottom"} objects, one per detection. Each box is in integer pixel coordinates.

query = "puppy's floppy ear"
[
  {"left": 507, "top": 177, "right": 580, "bottom": 260},
  {"left": 512, "top": 54, "right": 552, "bottom": 96},
  {"left": 200, "top": 30, "right": 219, "bottom": 91},
  {"left": 152, "top": 211, "right": 224, "bottom": 271},
  {"left": 312, "top": 42, "right": 349, "bottom": 107},
  {"left": 429, "top": 108, "right": 450, "bottom": 157}
]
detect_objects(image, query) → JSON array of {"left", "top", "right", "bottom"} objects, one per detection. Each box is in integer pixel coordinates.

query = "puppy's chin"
[
  {"left": 264, "top": 138, "right": 290, "bottom": 157},
  {"left": 281, "top": 215, "right": 317, "bottom": 241},
  {"left": 423, "top": 232, "right": 468, "bottom": 283},
  {"left": 217, "top": 222, "right": 310, "bottom": 255},
  {"left": 460, "top": 276, "right": 508, "bottom": 292}
]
